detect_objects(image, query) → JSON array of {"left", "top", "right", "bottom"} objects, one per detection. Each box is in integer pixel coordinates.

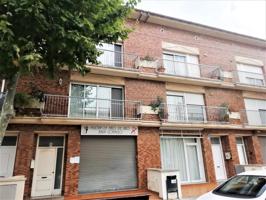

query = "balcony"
[
  {"left": 158, "top": 59, "right": 222, "bottom": 81},
  {"left": 241, "top": 109, "right": 266, "bottom": 126},
  {"left": 41, "top": 94, "right": 141, "bottom": 120},
  {"left": 95, "top": 49, "right": 138, "bottom": 70},
  {"left": 233, "top": 70, "right": 266, "bottom": 87},
  {"left": 159, "top": 104, "right": 229, "bottom": 124}
]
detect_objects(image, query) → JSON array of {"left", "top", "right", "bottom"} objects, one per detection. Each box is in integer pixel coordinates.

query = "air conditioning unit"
[{"left": 147, "top": 168, "right": 182, "bottom": 200}]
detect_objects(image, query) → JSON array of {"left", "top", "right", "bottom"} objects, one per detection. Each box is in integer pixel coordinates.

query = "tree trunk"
[{"left": 0, "top": 73, "right": 20, "bottom": 145}]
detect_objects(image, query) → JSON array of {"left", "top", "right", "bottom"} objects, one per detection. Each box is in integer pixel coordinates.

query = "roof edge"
[{"left": 130, "top": 9, "right": 266, "bottom": 48}]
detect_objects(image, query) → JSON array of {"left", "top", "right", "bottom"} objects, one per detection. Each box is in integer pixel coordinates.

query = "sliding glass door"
[{"left": 69, "top": 84, "right": 123, "bottom": 119}]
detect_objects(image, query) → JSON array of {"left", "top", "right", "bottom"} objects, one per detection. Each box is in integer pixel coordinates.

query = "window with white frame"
[
  {"left": 160, "top": 136, "right": 205, "bottom": 183},
  {"left": 97, "top": 43, "right": 122, "bottom": 67},
  {"left": 236, "top": 137, "right": 248, "bottom": 165},
  {"left": 166, "top": 92, "right": 206, "bottom": 122},
  {"left": 163, "top": 52, "right": 200, "bottom": 78},
  {"left": 237, "top": 63, "right": 265, "bottom": 86},
  {"left": 69, "top": 83, "right": 123, "bottom": 119},
  {"left": 244, "top": 98, "right": 266, "bottom": 125}
]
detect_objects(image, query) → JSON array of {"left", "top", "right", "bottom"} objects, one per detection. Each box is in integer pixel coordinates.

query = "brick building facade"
[{"left": 1, "top": 9, "right": 266, "bottom": 199}]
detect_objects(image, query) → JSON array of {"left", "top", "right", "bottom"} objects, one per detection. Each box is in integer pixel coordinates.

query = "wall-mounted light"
[{"left": 58, "top": 78, "right": 63, "bottom": 86}]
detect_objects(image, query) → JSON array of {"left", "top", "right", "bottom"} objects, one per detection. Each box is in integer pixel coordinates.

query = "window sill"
[{"left": 181, "top": 181, "right": 207, "bottom": 186}]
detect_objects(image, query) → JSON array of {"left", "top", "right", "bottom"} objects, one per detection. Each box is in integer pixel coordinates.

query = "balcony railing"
[
  {"left": 159, "top": 104, "right": 229, "bottom": 124},
  {"left": 158, "top": 59, "right": 222, "bottom": 80},
  {"left": 233, "top": 70, "right": 266, "bottom": 87},
  {"left": 41, "top": 94, "right": 141, "bottom": 120},
  {"left": 241, "top": 110, "right": 266, "bottom": 126},
  {"left": 94, "top": 49, "right": 139, "bottom": 70},
  {"left": 0, "top": 92, "right": 6, "bottom": 110}
]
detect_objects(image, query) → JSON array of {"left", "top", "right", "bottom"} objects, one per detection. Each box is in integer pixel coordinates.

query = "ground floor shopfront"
[{"left": 1, "top": 124, "right": 266, "bottom": 199}]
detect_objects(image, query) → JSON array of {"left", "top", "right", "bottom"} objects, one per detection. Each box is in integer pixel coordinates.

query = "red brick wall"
[
  {"left": 16, "top": 70, "right": 70, "bottom": 96},
  {"left": 221, "top": 134, "right": 239, "bottom": 177},
  {"left": 7, "top": 124, "right": 80, "bottom": 198},
  {"left": 205, "top": 88, "right": 245, "bottom": 112},
  {"left": 13, "top": 131, "right": 35, "bottom": 197},
  {"left": 244, "top": 134, "right": 264, "bottom": 164},
  {"left": 201, "top": 133, "right": 216, "bottom": 183},
  {"left": 137, "top": 128, "right": 161, "bottom": 189},
  {"left": 126, "top": 20, "right": 266, "bottom": 72},
  {"left": 125, "top": 79, "right": 166, "bottom": 121},
  {"left": 205, "top": 88, "right": 245, "bottom": 124},
  {"left": 64, "top": 130, "right": 80, "bottom": 196},
  {"left": 125, "top": 78, "right": 166, "bottom": 104}
]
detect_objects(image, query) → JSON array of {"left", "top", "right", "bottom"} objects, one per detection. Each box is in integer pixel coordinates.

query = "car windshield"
[{"left": 213, "top": 175, "right": 266, "bottom": 198}]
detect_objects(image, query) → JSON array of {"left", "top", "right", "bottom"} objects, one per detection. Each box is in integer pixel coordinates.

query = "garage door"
[
  {"left": 0, "top": 136, "right": 17, "bottom": 177},
  {"left": 78, "top": 136, "right": 137, "bottom": 194},
  {"left": 259, "top": 136, "right": 266, "bottom": 163}
]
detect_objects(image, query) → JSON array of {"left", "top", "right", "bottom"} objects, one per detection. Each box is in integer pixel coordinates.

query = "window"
[
  {"left": 39, "top": 136, "right": 64, "bottom": 147},
  {"left": 259, "top": 109, "right": 266, "bottom": 125},
  {"left": 213, "top": 175, "right": 266, "bottom": 198},
  {"left": 69, "top": 84, "right": 123, "bottom": 119},
  {"left": 160, "top": 136, "right": 205, "bottom": 183},
  {"left": 246, "top": 77, "right": 264, "bottom": 86},
  {"left": 163, "top": 52, "right": 200, "bottom": 77},
  {"left": 244, "top": 98, "right": 266, "bottom": 126},
  {"left": 166, "top": 92, "right": 206, "bottom": 122},
  {"left": 97, "top": 43, "right": 122, "bottom": 67},
  {"left": 187, "top": 104, "right": 205, "bottom": 122},
  {"left": 236, "top": 137, "right": 248, "bottom": 165},
  {"left": 2, "top": 136, "right": 17, "bottom": 146},
  {"left": 237, "top": 64, "right": 265, "bottom": 86}
]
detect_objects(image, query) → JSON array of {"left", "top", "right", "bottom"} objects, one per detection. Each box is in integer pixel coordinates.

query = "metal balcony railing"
[
  {"left": 241, "top": 109, "right": 266, "bottom": 126},
  {"left": 41, "top": 94, "right": 141, "bottom": 120},
  {"left": 158, "top": 59, "right": 222, "bottom": 80},
  {"left": 233, "top": 70, "right": 266, "bottom": 87},
  {"left": 159, "top": 104, "right": 229, "bottom": 124},
  {"left": 93, "top": 49, "right": 139, "bottom": 70},
  {"left": 0, "top": 92, "right": 6, "bottom": 110}
]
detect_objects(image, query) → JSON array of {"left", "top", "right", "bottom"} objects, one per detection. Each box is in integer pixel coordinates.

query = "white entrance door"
[
  {"left": 236, "top": 137, "right": 248, "bottom": 165},
  {"left": 31, "top": 136, "right": 65, "bottom": 197},
  {"left": 32, "top": 148, "right": 57, "bottom": 197},
  {"left": 0, "top": 136, "right": 17, "bottom": 177},
  {"left": 211, "top": 137, "right": 227, "bottom": 181}
]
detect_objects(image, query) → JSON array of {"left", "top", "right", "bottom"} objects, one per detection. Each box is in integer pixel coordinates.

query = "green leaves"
[{"left": 0, "top": 0, "right": 137, "bottom": 78}]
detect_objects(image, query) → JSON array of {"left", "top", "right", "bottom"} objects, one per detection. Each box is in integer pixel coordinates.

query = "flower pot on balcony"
[
  {"left": 157, "top": 66, "right": 165, "bottom": 73},
  {"left": 14, "top": 93, "right": 43, "bottom": 116}
]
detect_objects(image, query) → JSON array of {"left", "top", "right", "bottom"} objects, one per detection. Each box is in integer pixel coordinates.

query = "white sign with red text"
[{"left": 81, "top": 125, "right": 138, "bottom": 136}]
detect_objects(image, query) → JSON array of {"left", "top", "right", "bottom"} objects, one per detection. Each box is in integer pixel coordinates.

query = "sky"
[{"left": 136, "top": 0, "right": 266, "bottom": 39}]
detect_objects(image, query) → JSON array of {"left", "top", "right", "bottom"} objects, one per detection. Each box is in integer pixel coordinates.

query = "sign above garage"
[{"left": 81, "top": 126, "right": 138, "bottom": 136}]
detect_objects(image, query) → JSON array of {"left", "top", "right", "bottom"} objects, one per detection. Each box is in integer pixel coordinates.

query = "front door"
[
  {"left": 211, "top": 137, "right": 227, "bottom": 181},
  {"left": 236, "top": 137, "right": 248, "bottom": 165},
  {"left": 31, "top": 136, "right": 65, "bottom": 197}
]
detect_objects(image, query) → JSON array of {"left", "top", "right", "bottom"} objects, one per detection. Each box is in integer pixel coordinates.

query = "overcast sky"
[{"left": 136, "top": 0, "right": 266, "bottom": 39}]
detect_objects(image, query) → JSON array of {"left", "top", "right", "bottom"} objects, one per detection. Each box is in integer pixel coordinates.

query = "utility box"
[{"left": 147, "top": 168, "right": 182, "bottom": 200}]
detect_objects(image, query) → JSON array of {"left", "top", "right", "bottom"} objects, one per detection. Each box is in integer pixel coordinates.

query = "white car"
[{"left": 197, "top": 170, "right": 266, "bottom": 200}]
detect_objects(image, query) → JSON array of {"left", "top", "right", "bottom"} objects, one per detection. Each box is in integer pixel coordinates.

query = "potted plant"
[
  {"left": 149, "top": 96, "right": 167, "bottom": 119},
  {"left": 14, "top": 85, "right": 45, "bottom": 116},
  {"left": 219, "top": 103, "right": 230, "bottom": 122},
  {"left": 157, "top": 65, "right": 165, "bottom": 73}
]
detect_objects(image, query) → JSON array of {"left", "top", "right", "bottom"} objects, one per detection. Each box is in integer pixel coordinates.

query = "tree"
[{"left": 0, "top": 0, "right": 137, "bottom": 145}]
